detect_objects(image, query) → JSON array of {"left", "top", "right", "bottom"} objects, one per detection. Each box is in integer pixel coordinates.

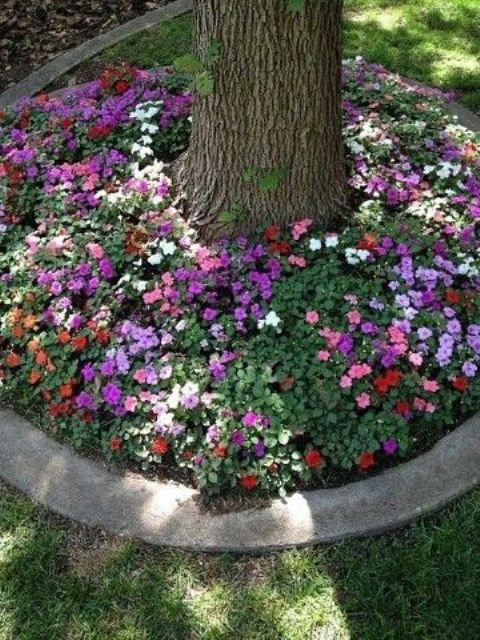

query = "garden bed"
[{"left": 1, "top": 59, "right": 479, "bottom": 498}]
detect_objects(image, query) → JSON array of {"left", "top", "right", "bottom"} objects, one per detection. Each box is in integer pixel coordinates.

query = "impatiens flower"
[
  {"left": 347, "top": 310, "right": 362, "bottom": 325},
  {"left": 109, "top": 436, "right": 122, "bottom": 451},
  {"left": 462, "top": 361, "right": 477, "bottom": 378},
  {"left": 356, "top": 452, "right": 375, "bottom": 470},
  {"left": 340, "top": 375, "right": 352, "bottom": 389},
  {"left": 102, "top": 383, "right": 122, "bottom": 406},
  {"left": 422, "top": 379, "right": 439, "bottom": 393},
  {"left": 408, "top": 352, "right": 423, "bottom": 367},
  {"left": 152, "top": 438, "right": 168, "bottom": 455},
  {"left": 325, "top": 234, "right": 339, "bottom": 248},
  {"left": 452, "top": 376, "right": 468, "bottom": 392},
  {"left": 239, "top": 474, "right": 258, "bottom": 490},
  {"left": 304, "top": 449, "right": 325, "bottom": 469},
  {"left": 317, "top": 350, "right": 330, "bottom": 362},
  {"left": 356, "top": 392, "right": 370, "bottom": 409},
  {"left": 305, "top": 310, "right": 319, "bottom": 325},
  {"left": 242, "top": 411, "right": 259, "bottom": 428},
  {"left": 86, "top": 243, "right": 104, "bottom": 260},
  {"left": 288, "top": 255, "right": 306, "bottom": 268},
  {"left": 382, "top": 439, "right": 398, "bottom": 455},
  {"left": 309, "top": 238, "right": 322, "bottom": 251},
  {"left": 124, "top": 396, "right": 138, "bottom": 412}
]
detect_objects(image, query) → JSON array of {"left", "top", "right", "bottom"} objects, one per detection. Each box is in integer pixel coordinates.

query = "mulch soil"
[{"left": 0, "top": 0, "right": 174, "bottom": 93}]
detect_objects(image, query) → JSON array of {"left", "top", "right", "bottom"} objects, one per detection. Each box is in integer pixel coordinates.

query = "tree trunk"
[{"left": 186, "top": 0, "right": 347, "bottom": 237}]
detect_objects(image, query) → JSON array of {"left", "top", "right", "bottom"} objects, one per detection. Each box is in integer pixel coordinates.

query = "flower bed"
[{"left": 0, "top": 60, "right": 479, "bottom": 496}]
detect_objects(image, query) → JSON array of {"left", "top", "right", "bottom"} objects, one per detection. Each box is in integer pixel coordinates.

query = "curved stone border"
[
  {"left": 1, "top": 407, "right": 480, "bottom": 553},
  {"left": 0, "top": 0, "right": 194, "bottom": 109}
]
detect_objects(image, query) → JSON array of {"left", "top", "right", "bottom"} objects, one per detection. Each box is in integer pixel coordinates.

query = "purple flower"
[
  {"left": 230, "top": 431, "right": 246, "bottom": 446},
  {"left": 242, "top": 411, "right": 258, "bottom": 428},
  {"left": 102, "top": 383, "right": 122, "bottom": 406},
  {"left": 462, "top": 361, "right": 478, "bottom": 378},
  {"left": 382, "top": 439, "right": 398, "bottom": 455}
]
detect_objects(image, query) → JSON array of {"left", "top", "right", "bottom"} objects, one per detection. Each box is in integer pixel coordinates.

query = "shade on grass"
[{"left": 2, "top": 482, "right": 480, "bottom": 639}]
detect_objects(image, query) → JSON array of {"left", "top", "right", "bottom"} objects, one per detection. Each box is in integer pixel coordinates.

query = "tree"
[{"left": 184, "top": 0, "right": 347, "bottom": 237}]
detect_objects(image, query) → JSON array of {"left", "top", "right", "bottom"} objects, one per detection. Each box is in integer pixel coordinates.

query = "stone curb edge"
[
  {"left": 1, "top": 408, "right": 479, "bottom": 554},
  {"left": 0, "top": 0, "right": 194, "bottom": 109}
]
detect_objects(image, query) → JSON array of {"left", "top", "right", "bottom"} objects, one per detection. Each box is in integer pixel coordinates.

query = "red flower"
[
  {"left": 239, "top": 475, "right": 258, "bottom": 490},
  {"left": 72, "top": 336, "right": 88, "bottom": 352},
  {"left": 269, "top": 241, "right": 291, "bottom": 255},
  {"left": 356, "top": 233, "right": 378, "bottom": 252},
  {"left": 87, "top": 124, "right": 112, "bottom": 140},
  {"left": 304, "top": 449, "right": 325, "bottom": 469},
  {"left": 57, "top": 331, "right": 71, "bottom": 345},
  {"left": 152, "top": 438, "right": 169, "bottom": 455},
  {"left": 374, "top": 369, "right": 402, "bottom": 395},
  {"left": 95, "top": 329, "right": 111, "bottom": 345},
  {"left": 60, "top": 118, "right": 73, "bottom": 130},
  {"left": 109, "top": 436, "right": 122, "bottom": 451},
  {"left": 445, "top": 289, "right": 461, "bottom": 305},
  {"left": 264, "top": 225, "right": 280, "bottom": 242},
  {"left": 213, "top": 446, "right": 227, "bottom": 458},
  {"left": 115, "top": 80, "right": 130, "bottom": 95},
  {"left": 394, "top": 400, "right": 410, "bottom": 416},
  {"left": 452, "top": 376, "right": 468, "bottom": 392},
  {"left": 357, "top": 452, "right": 375, "bottom": 470}
]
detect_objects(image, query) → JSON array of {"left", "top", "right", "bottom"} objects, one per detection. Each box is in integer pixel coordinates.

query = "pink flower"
[
  {"left": 344, "top": 294, "right": 358, "bottom": 304},
  {"left": 133, "top": 369, "right": 146, "bottom": 384},
  {"left": 423, "top": 379, "right": 439, "bottom": 393},
  {"left": 388, "top": 326, "right": 406, "bottom": 344},
  {"left": 143, "top": 288, "right": 163, "bottom": 305},
  {"left": 348, "top": 363, "right": 372, "bottom": 379},
  {"left": 292, "top": 218, "right": 313, "bottom": 240},
  {"left": 317, "top": 350, "right": 330, "bottom": 362},
  {"left": 409, "top": 352, "right": 423, "bottom": 367},
  {"left": 162, "top": 272, "right": 174, "bottom": 286},
  {"left": 288, "top": 255, "right": 307, "bottom": 268},
  {"left": 425, "top": 402, "right": 436, "bottom": 413},
  {"left": 356, "top": 392, "right": 370, "bottom": 409},
  {"left": 347, "top": 310, "right": 362, "bottom": 325},
  {"left": 413, "top": 396, "right": 426, "bottom": 411},
  {"left": 305, "top": 311, "right": 319, "bottom": 325},
  {"left": 340, "top": 375, "right": 352, "bottom": 389},
  {"left": 124, "top": 396, "right": 138, "bottom": 412},
  {"left": 86, "top": 242, "right": 104, "bottom": 260}
]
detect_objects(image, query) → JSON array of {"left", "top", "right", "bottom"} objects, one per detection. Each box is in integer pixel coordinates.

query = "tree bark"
[{"left": 186, "top": 0, "right": 347, "bottom": 237}]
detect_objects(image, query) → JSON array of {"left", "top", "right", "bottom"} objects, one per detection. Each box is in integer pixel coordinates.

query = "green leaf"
[
  {"left": 258, "top": 168, "right": 286, "bottom": 192},
  {"left": 287, "top": 0, "right": 305, "bottom": 13},
  {"left": 194, "top": 71, "right": 215, "bottom": 96},
  {"left": 173, "top": 54, "right": 204, "bottom": 74}
]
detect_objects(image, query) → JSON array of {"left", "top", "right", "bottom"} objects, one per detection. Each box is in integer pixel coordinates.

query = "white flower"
[
  {"left": 159, "top": 240, "right": 176, "bottom": 256},
  {"left": 132, "top": 280, "right": 148, "bottom": 292},
  {"left": 309, "top": 238, "right": 322, "bottom": 251},
  {"left": 175, "top": 320, "right": 186, "bottom": 332},
  {"left": 325, "top": 234, "right": 339, "bottom": 248},
  {"left": 141, "top": 122, "right": 159, "bottom": 134},
  {"left": 147, "top": 253, "right": 163, "bottom": 265},
  {"left": 260, "top": 311, "right": 281, "bottom": 329},
  {"left": 423, "top": 165, "right": 436, "bottom": 175}
]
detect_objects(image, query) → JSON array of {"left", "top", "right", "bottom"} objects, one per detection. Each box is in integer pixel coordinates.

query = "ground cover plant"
[{"left": 0, "top": 58, "right": 479, "bottom": 496}]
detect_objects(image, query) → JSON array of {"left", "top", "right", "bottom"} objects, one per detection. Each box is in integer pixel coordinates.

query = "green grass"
[
  {"left": 2, "top": 481, "right": 480, "bottom": 639},
  {"left": 100, "top": 1, "right": 480, "bottom": 114}
]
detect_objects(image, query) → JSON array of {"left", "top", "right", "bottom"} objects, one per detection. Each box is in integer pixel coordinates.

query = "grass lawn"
[
  {"left": 1, "top": 480, "right": 480, "bottom": 640},
  {"left": 96, "top": 0, "right": 480, "bottom": 114}
]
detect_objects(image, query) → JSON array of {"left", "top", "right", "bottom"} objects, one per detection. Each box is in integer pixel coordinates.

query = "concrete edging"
[
  {"left": 1, "top": 408, "right": 480, "bottom": 553},
  {"left": 0, "top": 0, "right": 194, "bottom": 109}
]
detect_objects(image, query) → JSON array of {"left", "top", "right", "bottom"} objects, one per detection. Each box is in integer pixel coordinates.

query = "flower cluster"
[{"left": 0, "top": 60, "right": 479, "bottom": 496}]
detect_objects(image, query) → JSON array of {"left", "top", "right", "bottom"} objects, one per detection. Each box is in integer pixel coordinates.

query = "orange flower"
[
  {"left": 9, "top": 308, "right": 23, "bottom": 324},
  {"left": 11, "top": 325, "right": 24, "bottom": 339},
  {"left": 213, "top": 446, "right": 227, "bottom": 458},
  {"left": 28, "top": 371, "right": 42, "bottom": 385},
  {"left": 109, "top": 436, "right": 122, "bottom": 451},
  {"left": 59, "top": 383, "right": 73, "bottom": 398},
  {"left": 151, "top": 438, "right": 169, "bottom": 455},
  {"left": 72, "top": 336, "right": 88, "bottom": 352},
  {"left": 5, "top": 352, "right": 21, "bottom": 367},
  {"left": 27, "top": 339, "right": 40, "bottom": 353},
  {"left": 35, "top": 351, "right": 48, "bottom": 366},
  {"left": 23, "top": 314, "right": 37, "bottom": 329},
  {"left": 57, "top": 331, "right": 71, "bottom": 345}
]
